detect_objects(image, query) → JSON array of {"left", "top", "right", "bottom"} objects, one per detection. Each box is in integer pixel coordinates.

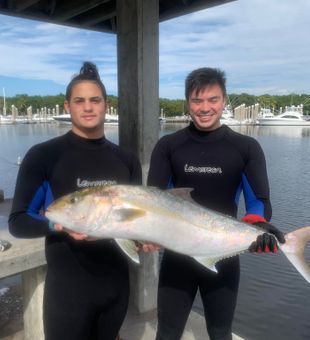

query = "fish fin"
[
  {"left": 116, "top": 208, "right": 146, "bottom": 222},
  {"left": 115, "top": 239, "right": 140, "bottom": 264},
  {"left": 280, "top": 226, "right": 310, "bottom": 284},
  {"left": 193, "top": 256, "right": 218, "bottom": 273},
  {"left": 167, "top": 188, "right": 195, "bottom": 203}
]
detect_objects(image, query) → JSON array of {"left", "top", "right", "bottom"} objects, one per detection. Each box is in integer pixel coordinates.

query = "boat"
[
  {"left": 220, "top": 114, "right": 240, "bottom": 126},
  {"left": 52, "top": 113, "right": 71, "bottom": 124},
  {"left": 52, "top": 113, "right": 119, "bottom": 125},
  {"left": 257, "top": 111, "right": 310, "bottom": 126},
  {"left": 257, "top": 108, "right": 275, "bottom": 119},
  {"left": 0, "top": 115, "right": 14, "bottom": 124},
  {"left": 164, "top": 115, "right": 190, "bottom": 123},
  {"left": 104, "top": 114, "right": 119, "bottom": 125},
  {"left": 220, "top": 107, "right": 240, "bottom": 126}
]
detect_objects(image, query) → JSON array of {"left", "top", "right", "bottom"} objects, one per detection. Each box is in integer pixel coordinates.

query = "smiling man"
[
  {"left": 186, "top": 71, "right": 226, "bottom": 132},
  {"left": 147, "top": 67, "right": 285, "bottom": 340}
]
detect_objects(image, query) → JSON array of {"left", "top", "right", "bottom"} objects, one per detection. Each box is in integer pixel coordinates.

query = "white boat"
[
  {"left": 52, "top": 114, "right": 71, "bottom": 124},
  {"left": 104, "top": 114, "right": 119, "bottom": 125},
  {"left": 220, "top": 108, "right": 240, "bottom": 126},
  {"left": 52, "top": 113, "right": 119, "bottom": 125},
  {"left": 0, "top": 115, "right": 14, "bottom": 124},
  {"left": 257, "top": 111, "right": 310, "bottom": 126},
  {"left": 257, "top": 108, "right": 275, "bottom": 119},
  {"left": 220, "top": 115, "right": 240, "bottom": 126}
]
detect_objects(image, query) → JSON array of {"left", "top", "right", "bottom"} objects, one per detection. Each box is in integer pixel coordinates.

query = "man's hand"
[
  {"left": 249, "top": 221, "right": 285, "bottom": 253},
  {"left": 135, "top": 241, "right": 161, "bottom": 253},
  {"left": 54, "top": 223, "right": 89, "bottom": 241}
]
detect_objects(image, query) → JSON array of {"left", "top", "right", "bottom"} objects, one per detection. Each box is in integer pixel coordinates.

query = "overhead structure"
[{"left": 0, "top": 0, "right": 234, "bottom": 33}]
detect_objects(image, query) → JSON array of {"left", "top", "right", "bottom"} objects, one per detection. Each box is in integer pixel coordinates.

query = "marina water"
[{"left": 0, "top": 122, "right": 310, "bottom": 339}]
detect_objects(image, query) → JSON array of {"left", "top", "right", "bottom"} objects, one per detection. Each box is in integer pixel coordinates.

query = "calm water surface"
[{"left": 0, "top": 122, "right": 310, "bottom": 340}]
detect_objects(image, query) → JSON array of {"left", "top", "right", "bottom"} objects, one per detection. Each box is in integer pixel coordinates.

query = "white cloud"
[
  {"left": 0, "top": 0, "right": 310, "bottom": 98},
  {"left": 0, "top": 15, "right": 117, "bottom": 90},
  {"left": 159, "top": 0, "right": 310, "bottom": 97}
]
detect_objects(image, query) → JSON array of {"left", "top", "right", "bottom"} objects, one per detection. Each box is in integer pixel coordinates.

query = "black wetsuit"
[
  {"left": 9, "top": 131, "right": 142, "bottom": 340},
  {"left": 147, "top": 123, "right": 271, "bottom": 340}
]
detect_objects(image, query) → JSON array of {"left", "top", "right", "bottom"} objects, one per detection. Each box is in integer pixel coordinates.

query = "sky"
[{"left": 0, "top": 0, "right": 309, "bottom": 99}]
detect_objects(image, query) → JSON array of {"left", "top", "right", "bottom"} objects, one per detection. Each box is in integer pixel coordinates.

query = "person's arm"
[
  {"left": 9, "top": 147, "right": 52, "bottom": 238},
  {"left": 147, "top": 137, "right": 174, "bottom": 188},
  {"left": 241, "top": 139, "right": 285, "bottom": 252}
]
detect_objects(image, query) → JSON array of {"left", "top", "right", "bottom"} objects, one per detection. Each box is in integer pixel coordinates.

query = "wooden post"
[{"left": 116, "top": 0, "right": 159, "bottom": 312}]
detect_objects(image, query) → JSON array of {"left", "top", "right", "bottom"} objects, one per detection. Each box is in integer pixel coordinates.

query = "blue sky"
[{"left": 0, "top": 0, "right": 309, "bottom": 99}]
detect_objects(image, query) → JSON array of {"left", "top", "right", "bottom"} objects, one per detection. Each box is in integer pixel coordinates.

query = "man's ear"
[{"left": 64, "top": 100, "right": 70, "bottom": 113}]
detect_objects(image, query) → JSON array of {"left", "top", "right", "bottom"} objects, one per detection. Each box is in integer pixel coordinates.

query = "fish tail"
[{"left": 279, "top": 226, "right": 310, "bottom": 283}]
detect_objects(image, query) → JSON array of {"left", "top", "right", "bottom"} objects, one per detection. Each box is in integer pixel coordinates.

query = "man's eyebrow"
[
  {"left": 190, "top": 95, "right": 221, "bottom": 100},
  {"left": 90, "top": 96, "right": 103, "bottom": 100},
  {"left": 209, "top": 95, "right": 221, "bottom": 100},
  {"left": 72, "top": 96, "right": 102, "bottom": 100}
]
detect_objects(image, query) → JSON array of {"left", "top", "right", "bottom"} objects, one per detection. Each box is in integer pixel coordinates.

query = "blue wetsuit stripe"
[
  {"left": 44, "top": 181, "right": 54, "bottom": 210},
  {"left": 234, "top": 182, "right": 243, "bottom": 207},
  {"left": 241, "top": 173, "right": 264, "bottom": 215},
  {"left": 166, "top": 176, "right": 175, "bottom": 189},
  {"left": 27, "top": 181, "right": 50, "bottom": 221}
]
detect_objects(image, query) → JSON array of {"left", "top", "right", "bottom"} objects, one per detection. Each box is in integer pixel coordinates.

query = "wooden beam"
[
  {"left": 52, "top": 0, "right": 110, "bottom": 21},
  {"left": 9, "top": 0, "right": 40, "bottom": 12},
  {"left": 159, "top": 0, "right": 236, "bottom": 22},
  {"left": 78, "top": 2, "right": 115, "bottom": 27}
]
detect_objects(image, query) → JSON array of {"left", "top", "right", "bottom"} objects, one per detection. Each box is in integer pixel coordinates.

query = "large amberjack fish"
[{"left": 46, "top": 185, "right": 310, "bottom": 283}]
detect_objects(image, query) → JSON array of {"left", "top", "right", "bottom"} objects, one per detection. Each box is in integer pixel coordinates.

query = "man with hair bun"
[{"left": 9, "top": 62, "right": 142, "bottom": 340}]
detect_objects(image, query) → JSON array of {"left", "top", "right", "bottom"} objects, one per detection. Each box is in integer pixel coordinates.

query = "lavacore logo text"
[
  {"left": 184, "top": 164, "right": 222, "bottom": 174},
  {"left": 77, "top": 178, "right": 117, "bottom": 188}
]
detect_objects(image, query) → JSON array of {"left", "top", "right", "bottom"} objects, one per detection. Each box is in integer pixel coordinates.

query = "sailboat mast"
[{"left": 2, "top": 87, "right": 6, "bottom": 116}]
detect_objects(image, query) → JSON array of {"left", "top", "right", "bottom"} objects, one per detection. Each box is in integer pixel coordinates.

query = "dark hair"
[
  {"left": 185, "top": 67, "right": 226, "bottom": 101},
  {"left": 66, "top": 61, "right": 107, "bottom": 101}
]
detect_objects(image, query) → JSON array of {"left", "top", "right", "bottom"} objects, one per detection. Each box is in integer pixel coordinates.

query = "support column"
[
  {"left": 117, "top": 0, "right": 159, "bottom": 171},
  {"left": 22, "top": 265, "right": 47, "bottom": 340},
  {"left": 117, "top": 0, "right": 159, "bottom": 312}
]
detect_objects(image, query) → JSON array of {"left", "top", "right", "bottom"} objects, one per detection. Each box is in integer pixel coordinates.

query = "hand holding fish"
[
  {"left": 249, "top": 222, "right": 286, "bottom": 253},
  {"left": 53, "top": 223, "right": 92, "bottom": 241},
  {"left": 135, "top": 241, "right": 161, "bottom": 253}
]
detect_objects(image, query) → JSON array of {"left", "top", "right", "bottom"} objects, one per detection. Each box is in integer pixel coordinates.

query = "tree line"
[{"left": 1, "top": 93, "right": 309, "bottom": 116}]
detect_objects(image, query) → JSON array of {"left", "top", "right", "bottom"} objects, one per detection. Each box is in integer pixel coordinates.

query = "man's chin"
[{"left": 193, "top": 120, "right": 220, "bottom": 132}]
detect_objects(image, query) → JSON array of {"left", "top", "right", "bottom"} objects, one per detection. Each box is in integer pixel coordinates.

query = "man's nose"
[
  {"left": 200, "top": 100, "right": 211, "bottom": 112},
  {"left": 83, "top": 100, "right": 92, "bottom": 111}
]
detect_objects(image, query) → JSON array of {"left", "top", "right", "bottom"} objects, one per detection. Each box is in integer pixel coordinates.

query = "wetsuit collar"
[
  {"left": 187, "top": 122, "right": 228, "bottom": 142},
  {"left": 66, "top": 130, "right": 107, "bottom": 148}
]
